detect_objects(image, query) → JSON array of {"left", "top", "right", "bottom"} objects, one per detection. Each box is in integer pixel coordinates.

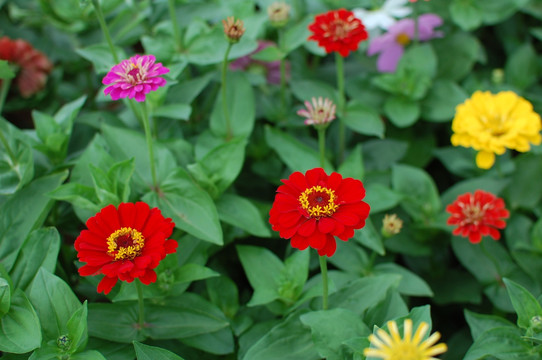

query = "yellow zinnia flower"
[
  {"left": 451, "top": 91, "right": 542, "bottom": 169},
  {"left": 364, "top": 319, "right": 447, "bottom": 360}
]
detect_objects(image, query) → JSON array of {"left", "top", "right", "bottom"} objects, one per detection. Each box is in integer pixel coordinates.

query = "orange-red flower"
[
  {"left": 269, "top": 168, "right": 370, "bottom": 256},
  {"left": 308, "top": 9, "right": 368, "bottom": 57},
  {"left": 0, "top": 36, "right": 53, "bottom": 97},
  {"left": 75, "top": 202, "right": 178, "bottom": 294},
  {"left": 446, "top": 190, "right": 509, "bottom": 244}
]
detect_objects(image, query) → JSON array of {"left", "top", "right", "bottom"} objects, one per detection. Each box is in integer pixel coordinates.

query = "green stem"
[
  {"left": 136, "top": 280, "right": 145, "bottom": 331},
  {"left": 167, "top": 0, "right": 183, "bottom": 52},
  {"left": 139, "top": 101, "right": 158, "bottom": 189},
  {"left": 412, "top": 0, "right": 419, "bottom": 46},
  {"left": 335, "top": 53, "right": 346, "bottom": 165},
  {"left": 221, "top": 42, "right": 234, "bottom": 140},
  {"left": 0, "top": 77, "right": 15, "bottom": 160},
  {"left": 278, "top": 28, "right": 287, "bottom": 123},
  {"left": 319, "top": 255, "right": 329, "bottom": 310},
  {"left": 317, "top": 127, "right": 326, "bottom": 168},
  {"left": 91, "top": 0, "right": 119, "bottom": 63}
]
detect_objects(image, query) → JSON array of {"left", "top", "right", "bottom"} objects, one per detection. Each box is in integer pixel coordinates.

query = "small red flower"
[
  {"left": 0, "top": 36, "right": 53, "bottom": 97},
  {"left": 308, "top": 9, "right": 369, "bottom": 57},
  {"left": 446, "top": 190, "right": 510, "bottom": 244},
  {"left": 75, "top": 202, "right": 178, "bottom": 294},
  {"left": 269, "top": 168, "right": 370, "bottom": 257}
]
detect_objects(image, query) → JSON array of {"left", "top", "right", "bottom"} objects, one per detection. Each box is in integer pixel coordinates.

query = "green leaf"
[
  {"left": 363, "top": 183, "right": 402, "bottom": 213},
  {"left": 216, "top": 193, "right": 271, "bottom": 237},
  {"left": 264, "top": 125, "right": 333, "bottom": 173},
  {"left": 434, "top": 31, "right": 482, "bottom": 81},
  {"left": 503, "top": 278, "right": 542, "bottom": 329},
  {"left": 392, "top": 164, "right": 441, "bottom": 222},
  {"left": 505, "top": 43, "right": 539, "bottom": 90},
  {"left": 0, "top": 60, "right": 15, "bottom": 79},
  {"left": 0, "top": 289, "right": 41, "bottom": 354},
  {"left": 210, "top": 71, "right": 255, "bottom": 139},
  {"left": 338, "top": 144, "right": 365, "bottom": 180},
  {"left": 9, "top": 227, "right": 61, "bottom": 291},
  {"left": 450, "top": 0, "right": 483, "bottom": 31},
  {"left": 300, "top": 309, "right": 370, "bottom": 360},
  {"left": 506, "top": 154, "right": 542, "bottom": 210},
  {"left": 237, "top": 245, "right": 283, "bottom": 306},
  {"left": 463, "top": 327, "right": 537, "bottom": 360},
  {"left": 290, "top": 79, "right": 338, "bottom": 104},
  {"left": 206, "top": 276, "right": 239, "bottom": 319},
  {"left": 282, "top": 15, "right": 312, "bottom": 54},
  {"left": 384, "top": 96, "right": 420, "bottom": 128},
  {"left": 342, "top": 102, "right": 384, "bottom": 138},
  {"left": 0, "top": 276, "right": 10, "bottom": 316},
  {"left": 422, "top": 80, "right": 468, "bottom": 122},
  {"left": 28, "top": 268, "right": 81, "bottom": 341},
  {"left": 88, "top": 302, "right": 143, "bottom": 343},
  {"left": 153, "top": 103, "right": 192, "bottom": 121},
  {"left": 76, "top": 43, "right": 126, "bottom": 75},
  {"left": 0, "top": 118, "right": 34, "bottom": 195},
  {"left": 143, "top": 168, "right": 223, "bottom": 245},
  {"left": 178, "top": 327, "right": 234, "bottom": 355},
  {"left": 0, "top": 171, "right": 67, "bottom": 271},
  {"left": 397, "top": 44, "right": 438, "bottom": 79},
  {"left": 464, "top": 310, "right": 515, "bottom": 341},
  {"left": 327, "top": 274, "right": 401, "bottom": 315},
  {"left": 353, "top": 217, "right": 385, "bottom": 255},
  {"left": 243, "top": 311, "right": 320, "bottom": 360},
  {"left": 146, "top": 293, "right": 229, "bottom": 339},
  {"left": 134, "top": 341, "right": 185, "bottom": 360},
  {"left": 374, "top": 263, "right": 433, "bottom": 297},
  {"left": 70, "top": 350, "right": 107, "bottom": 360},
  {"left": 250, "top": 45, "right": 284, "bottom": 61},
  {"left": 66, "top": 301, "right": 88, "bottom": 354}
]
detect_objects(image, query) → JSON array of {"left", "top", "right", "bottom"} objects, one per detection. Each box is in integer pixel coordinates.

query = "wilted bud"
[
  {"left": 267, "top": 2, "right": 291, "bottom": 27},
  {"left": 222, "top": 16, "right": 245, "bottom": 43},
  {"left": 382, "top": 214, "right": 403, "bottom": 238},
  {"left": 57, "top": 334, "right": 71, "bottom": 350}
]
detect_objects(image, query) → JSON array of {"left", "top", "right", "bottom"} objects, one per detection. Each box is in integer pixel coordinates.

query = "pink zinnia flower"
[
  {"left": 367, "top": 13, "right": 443, "bottom": 73},
  {"left": 297, "top": 97, "right": 336, "bottom": 126},
  {"left": 103, "top": 54, "right": 169, "bottom": 102}
]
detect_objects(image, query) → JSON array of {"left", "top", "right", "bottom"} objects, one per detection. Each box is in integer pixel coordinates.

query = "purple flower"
[
  {"left": 367, "top": 13, "right": 443, "bottom": 73},
  {"left": 229, "top": 40, "right": 288, "bottom": 85},
  {"left": 103, "top": 54, "right": 169, "bottom": 102}
]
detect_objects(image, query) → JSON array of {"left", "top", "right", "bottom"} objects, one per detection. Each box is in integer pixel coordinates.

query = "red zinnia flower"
[
  {"left": 0, "top": 36, "right": 53, "bottom": 97},
  {"left": 308, "top": 9, "right": 369, "bottom": 57},
  {"left": 269, "top": 168, "right": 370, "bottom": 257},
  {"left": 75, "top": 202, "right": 178, "bottom": 294},
  {"left": 446, "top": 190, "right": 510, "bottom": 244}
]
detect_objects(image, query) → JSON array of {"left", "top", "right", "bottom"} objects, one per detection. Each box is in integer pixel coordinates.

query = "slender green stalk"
[
  {"left": 91, "top": 0, "right": 119, "bottom": 63},
  {"left": 221, "top": 42, "right": 234, "bottom": 140},
  {"left": 412, "top": 0, "right": 419, "bottom": 46},
  {"left": 167, "top": 0, "right": 183, "bottom": 52},
  {"left": 317, "top": 127, "right": 326, "bottom": 169},
  {"left": 278, "top": 28, "right": 287, "bottom": 122},
  {"left": 319, "top": 255, "right": 329, "bottom": 310},
  {"left": 335, "top": 53, "right": 346, "bottom": 164},
  {"left": 139, "top": 101, "right": 158, "bottom": 189},
  {"left": 0, "top": 77, "right": 15, "bottom": 160},
  {"left": 136, "top": 280, "right": 145, "bottom": 331}
]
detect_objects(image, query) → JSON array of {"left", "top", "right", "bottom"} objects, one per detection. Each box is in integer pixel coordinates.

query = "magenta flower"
[
  {"left": 229, "top": 40, "right": 288, "bottom": 85},
  {"left": 367, "top": 13, "right": 443, "bottom": 73},
  {"left": 103, "top": 54, "right": 169, "bottom": 102}
]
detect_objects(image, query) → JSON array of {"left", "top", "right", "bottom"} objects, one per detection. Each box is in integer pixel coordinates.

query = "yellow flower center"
[
  {"left": 384, "top": 343, "right": 428, "bottom": 360},
  {"left": 298, "top": 186, "right": 339, "bottom": 218},
  {"left": 396, "top": 33, "right": 410, "bottom": 45},
  {"left": 107, "top": 227, "right": 145, "bottom": 261}
]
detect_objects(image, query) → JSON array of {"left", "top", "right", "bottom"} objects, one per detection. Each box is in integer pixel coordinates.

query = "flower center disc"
[
  {"left": 396, "top": 33, "right": 410, "bottom": 45},
  {"left": 107, "top": 227, "right": 145, "bottom": 260},
  {"left": 298, "top": 185, "right": 339, "bottom": 218},
  {"left": 387, "top": 343, "right": 425, "bottom": 360}
]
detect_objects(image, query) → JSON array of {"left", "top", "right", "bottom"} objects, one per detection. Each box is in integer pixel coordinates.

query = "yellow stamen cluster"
[
  {"left": 298, "top": 186, "right": 339, "bottom": 218},
  {"left": 107, "top": 227, "right": 145, "bottom": 261}
]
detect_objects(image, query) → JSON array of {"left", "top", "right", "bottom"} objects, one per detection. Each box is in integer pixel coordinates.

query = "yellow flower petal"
[{"left": 476, "top": 151, "right": 495, "bottom": 169}]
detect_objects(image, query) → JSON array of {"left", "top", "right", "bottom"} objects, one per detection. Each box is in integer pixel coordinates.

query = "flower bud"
[
  {"left": 491, "top": 68, "right": 504, "bottom": 85},
  {"left": 57, "top": 335, "right": 71, "bottom": 350},
  {"left": 381, "top": 214, "right": 403, "bottom": 238},
  {"left": 222, "top": 16, "right": 245, "bottom": 43},
  {"left": 267, "top": 2, "right": 291, "bottom": 28},
  {"left": 530, "top": 315, "right": 542, "bottom": 333}
]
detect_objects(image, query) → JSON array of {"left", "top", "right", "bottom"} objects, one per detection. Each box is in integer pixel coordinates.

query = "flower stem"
[
  {"left": 278, "top": 28, "right": 287, "bottom": 123},
  {"left": 412, "top": 0, "right": 419, "bottom": 46},
  {"left": 91, "top": 0, "right": 119, "bottom": 63},
  {"left": 335, "top": 53, "right": 346, "bottom": 165},
  {"left": 136, "top": 279, "right": 145, "bottom": 331},
  {"left": 221, "top": 42, "right": 234, "bottom": 140},
  {"left": 167, "top": 0, "right": 183, "bottom": 52},
  {"left": 139, "top": 101, "right": 158, "bottom": 189},
  {"left": 317, "top": 127, "right": 326, "bottom": 168},
  {"left": 319, "top": 255, "right": 329, "bottom": 310}
]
